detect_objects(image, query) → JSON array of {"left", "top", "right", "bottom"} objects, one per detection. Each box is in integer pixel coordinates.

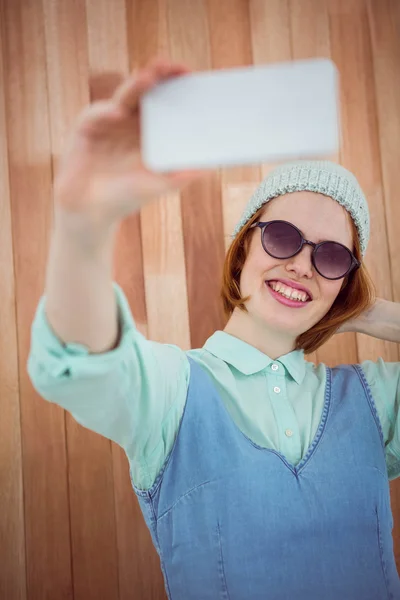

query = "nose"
[{"left": 284, "top": 244, "right": 314, "bottom": 279}]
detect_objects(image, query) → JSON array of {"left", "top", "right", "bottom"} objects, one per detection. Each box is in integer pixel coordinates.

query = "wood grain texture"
[
  {"left": 250, "top": 0, "right": 292, "bottom": 65},
  {"left": 250, "top": 0, "right": 293, "bottom": 182},
  {"left": 1, "top": 1, "right": 400, "bottom": 598},
  {"left": 208, "top": 0, "right": 259, "bottom": 184},
  {"left": 141, "top": 192, "right": 191, "bottom": 348},
  {"left": 1, "top": 0, "right": 73, "bottom": 598},
  {"left": 368, "top": 0, "right": 400, "bottom": 304},
  {"left": 0, "top": 6, "right": 26, "bottom": 599},
  {"left": 290, "top": 0, "right": 331, "bottom": 59}
]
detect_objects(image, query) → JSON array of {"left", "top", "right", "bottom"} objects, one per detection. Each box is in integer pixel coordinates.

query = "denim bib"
[{"left": 133, "top": 358, "right": 400, "bottom": 599}]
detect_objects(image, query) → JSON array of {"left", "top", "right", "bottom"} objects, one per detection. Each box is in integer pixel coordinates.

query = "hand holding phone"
[{"left": 53, "top": 58, "right": 206, "bottom": 225}]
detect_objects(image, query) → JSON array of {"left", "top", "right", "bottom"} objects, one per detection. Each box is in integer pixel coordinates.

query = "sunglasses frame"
[{"left": 250, "top": 219, "right": 361, "bottom": 281}]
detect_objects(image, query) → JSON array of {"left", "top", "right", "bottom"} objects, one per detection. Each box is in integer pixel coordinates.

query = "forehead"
[{"left": 260, "top": 191, "right": 353, "bottom": 246}]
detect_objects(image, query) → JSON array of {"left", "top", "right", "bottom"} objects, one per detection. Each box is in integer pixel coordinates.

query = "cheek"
[
  {"left": 239, "top": 263, "right": 253, "bottom": 295},
  {"left": 320, "top": 281, "right": 343, "bottom": 306},
  {"left": 240, "top": 251, "right": 272, "bottom": 292}
]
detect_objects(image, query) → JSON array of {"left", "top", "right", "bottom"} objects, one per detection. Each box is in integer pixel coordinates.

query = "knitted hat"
[{"left": 231, "top": 160, "right": 370, "bottom": 258}]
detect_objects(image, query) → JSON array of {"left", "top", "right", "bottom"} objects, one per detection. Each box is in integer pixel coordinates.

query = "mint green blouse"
[{"left": 27, "top": 282, "right": 400, "bottom": 490}]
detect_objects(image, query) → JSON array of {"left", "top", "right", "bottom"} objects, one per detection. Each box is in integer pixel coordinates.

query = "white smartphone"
[{"left": 140, "top": 58, "right": 340, "bottom": 172}]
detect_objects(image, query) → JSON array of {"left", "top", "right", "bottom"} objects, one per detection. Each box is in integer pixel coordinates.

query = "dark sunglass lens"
[
  {"left": 262, "top": 221, "right": 302, "bottom": 258},
  {"left": 314, "top": 242, "right": 352, "bottom": 278}
]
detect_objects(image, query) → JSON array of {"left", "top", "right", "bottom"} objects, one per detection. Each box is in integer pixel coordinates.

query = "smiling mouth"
[{"left": 265, "top": 281, "right": 312, "bottom": 306}]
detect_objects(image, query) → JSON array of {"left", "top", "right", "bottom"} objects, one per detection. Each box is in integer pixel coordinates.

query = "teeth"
[{"left": 269, "top": 281, "right": 309, "bottom": 302}]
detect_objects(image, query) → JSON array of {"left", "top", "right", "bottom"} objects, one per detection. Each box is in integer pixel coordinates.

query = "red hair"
[{"left": 221, "top": 206, "right": 376, "bottom": 355}]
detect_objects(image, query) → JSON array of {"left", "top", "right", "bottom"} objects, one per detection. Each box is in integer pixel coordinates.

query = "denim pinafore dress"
[{"left": 132, "top": 357, "right": 400, "bottom": 599}]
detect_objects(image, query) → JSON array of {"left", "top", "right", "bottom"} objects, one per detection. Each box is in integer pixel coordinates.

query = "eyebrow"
[
  {"left": 259, "top": 220, "right": 350, "bottom": 248},
  {"left": 312, "top": 235, "right": 345, "bottom": 245},
  {"left": 300, "top": 229, "right": 348, "bottom": 247}
]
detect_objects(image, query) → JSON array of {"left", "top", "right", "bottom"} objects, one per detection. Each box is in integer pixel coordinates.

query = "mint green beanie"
[{"left": 231, "top": 160, "right": 370, "bottom": 258}]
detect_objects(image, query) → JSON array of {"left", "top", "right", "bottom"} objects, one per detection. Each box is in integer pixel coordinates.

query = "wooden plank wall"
[{"left": 0, "top": 0, "right": 399, "bottom": 598}]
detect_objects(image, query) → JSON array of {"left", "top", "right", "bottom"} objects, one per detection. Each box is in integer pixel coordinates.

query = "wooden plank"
[
  {"left": 207, "top": 0, "right": 260, "bottom": 183},
  {"left": 250, "top": 0, "right": 292, "bottom": 65},
  {"left": 222, "top": 183, "right": 259, "bottom": 253},
  {"left": 0, "top": 7, "right": 26, "bottom": 599},
  {"left": 249, "top": 0, "right": 292, "bottom": 177},
  {"left": 167, "top": 0, "right": 226, "bottom": 349},
  {"left": 141, "top": 193, "right": 191, "bottom": 348},
  {"left": 1, "top": 0, "right": 73, "bottom": 597},
  {"left": 368, "top": 0, "right": 400, "bottom": 305},
  {"left": 367, "top": 0, "right": 400, "bottom": 566},
  {"left": 290, "top": 0, "right": 331, "bottom": 59},
  {"left": 181, "top": 173, "right": 226, "bottom": 348}
]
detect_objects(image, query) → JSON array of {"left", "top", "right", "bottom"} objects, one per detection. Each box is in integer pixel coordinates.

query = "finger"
[
  {"left": 146, "top": 56, "right": 191, "bottom": 76},
  {"left": 139, "top": 56, "right": 192, "bottom": 80},
  {"left": 75, "top": 101, "right": 121, "bottom": 133},
  {"left": 113, "top": 60, "right": 191, "bottom": 112},
  {"left": 113, "top": 63, "right": 189, "bottom": 110}
]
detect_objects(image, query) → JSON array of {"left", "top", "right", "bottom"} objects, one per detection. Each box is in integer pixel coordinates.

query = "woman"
[{"left": 28, "top": 58, "right": 400, "bottom": 599}]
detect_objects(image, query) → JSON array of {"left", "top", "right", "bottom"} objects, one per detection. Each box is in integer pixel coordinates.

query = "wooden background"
[{"left": 1, "top": 0, "right": 400, "bottom": 598}]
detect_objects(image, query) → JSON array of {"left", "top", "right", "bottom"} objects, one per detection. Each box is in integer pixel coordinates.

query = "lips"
[
  {"left": 266, "top": 278, "right": 313, "bottom": 300},
  {"left": 266, "top": 282, "right": 310, "bottom": 307}
]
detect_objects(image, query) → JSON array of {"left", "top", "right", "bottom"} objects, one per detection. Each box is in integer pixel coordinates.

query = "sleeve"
[
  {"left": 27, "top": 281, "right": 190, "bottom": 490},
  {"left": 360, "top": 357, "right": 400, "bottom": 480}
]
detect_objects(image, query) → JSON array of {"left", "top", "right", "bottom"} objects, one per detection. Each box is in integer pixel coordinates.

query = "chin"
[
  {"left": 255, "top": 307, "right": 298, "bottom": 328},
  {"left": 254, "top": 298, "right": 314, "bottom": 330}
]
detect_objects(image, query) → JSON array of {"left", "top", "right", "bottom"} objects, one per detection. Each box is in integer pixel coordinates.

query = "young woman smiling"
[{"left": 28, "top": 58, "right": 400, "bottom": 600}]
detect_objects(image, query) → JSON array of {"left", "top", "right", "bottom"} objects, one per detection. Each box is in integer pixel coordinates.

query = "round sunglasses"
[{"left": 250, "top": 220, "right": 361, "bottom": 280}]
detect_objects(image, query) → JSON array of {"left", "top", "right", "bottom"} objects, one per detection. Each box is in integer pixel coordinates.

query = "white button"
[
  {"left": 285, "top": 429, "right": 293, "bottom": 437},
  {"left": 271, "top": 364, "right": 278, "bottom": 371},
  {"left": 273, "top": 386, "right": 281, "bottom": 393}
]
